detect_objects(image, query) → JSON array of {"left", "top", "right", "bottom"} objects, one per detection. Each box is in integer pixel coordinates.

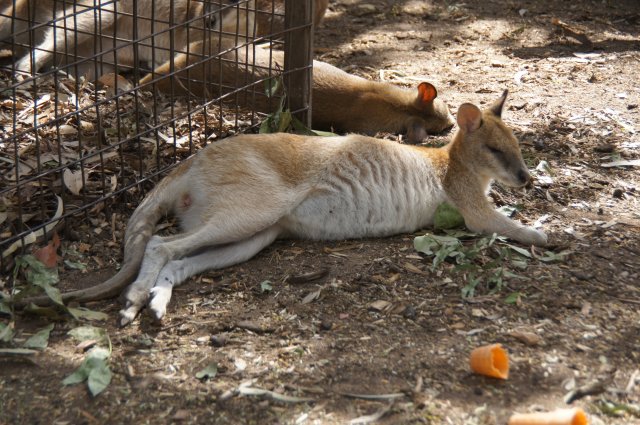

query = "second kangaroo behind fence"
[{"left": 141, "top": 37, "right": 455, "bottom": 142}]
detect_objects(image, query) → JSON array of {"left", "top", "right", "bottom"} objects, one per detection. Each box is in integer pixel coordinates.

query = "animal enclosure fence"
[{"left": 0, "top": 0, "right": 314, "bottom": 270}]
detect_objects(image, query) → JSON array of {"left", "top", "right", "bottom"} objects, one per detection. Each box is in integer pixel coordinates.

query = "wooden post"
[{"left": 284, "top": 0, "right": 313, "bottom": 127}]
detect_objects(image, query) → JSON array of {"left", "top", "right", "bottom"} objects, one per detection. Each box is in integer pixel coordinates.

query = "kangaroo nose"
[{"left": 517, "top": 169, "right": 530, "bottom": 185}]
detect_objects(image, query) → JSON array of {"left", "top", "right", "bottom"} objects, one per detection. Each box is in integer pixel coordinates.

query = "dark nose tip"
[{"left": 517, "top": 169, "right": 530, "bottom": 185}]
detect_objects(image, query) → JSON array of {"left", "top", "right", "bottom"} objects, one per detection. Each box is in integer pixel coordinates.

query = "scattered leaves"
[
  {"left": 62, "top": 345, "right": 112, "bottom": 396},
  {"left": 195, "top": 363, "right": 218, "bottom": 381},
  {"left": 23, "top": 324, "right": 55, "bottom": 350},
  {"left": 260, "top": 280, "right": 273, "bottom": 293},
  {"left": 33, "top": 233, "right": 61, "bottom": 268}
]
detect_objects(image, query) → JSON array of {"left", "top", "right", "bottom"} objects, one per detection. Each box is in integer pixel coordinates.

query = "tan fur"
[
  {"left": 2, "top": 0, "right": 326, "bottom": 78},
  {"left": 217, "top": 0, "right": 328, "bottom": 38},
  {"left": 14, "top": 92, "right": 548, "bottom": 321},
  {"left": 140, "top": 37, "right": 455, "bottom": 142},
  {"left": 5, "top": 0, "right": 231, "bottom": 78}
]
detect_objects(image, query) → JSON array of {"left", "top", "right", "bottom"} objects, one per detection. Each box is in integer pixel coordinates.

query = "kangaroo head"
[
  {"left": 405, "top": 82, "right": 455, "bottom": 143},
  {"left": 454, "top": 90, "right": 531, "bottom": 187}
]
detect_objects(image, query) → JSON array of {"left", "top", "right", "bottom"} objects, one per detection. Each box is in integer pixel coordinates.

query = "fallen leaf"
[
  {"left": 63, "top": 169, "right": 86, "bottom": 196},
  {"left": 33, "top": 233, "right": 61, "bottom": 268},
  {"left": 301, "top": 288, "right": 322, "bottom": 305},
  {"left": 509, "top": 330, "right": 542, "bottom": 346},
  {"left": 403, "top": 262, "right": 426, "bottom": 275},
  {"left": 601, "top": 159, "right": 640, "bottom": 168},
  {"left": 23, "top": 324, "right": 55, "bottom": 350},
  {"left": 369, "top": 300, "right": 391, "bottom": 312},
  {"left": 195, "top": 363, "right": 218, "bottom": 381}
]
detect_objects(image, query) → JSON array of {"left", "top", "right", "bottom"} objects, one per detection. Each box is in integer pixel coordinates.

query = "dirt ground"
[{"left": 2, "top": 0, "right": 640, "bottom": 424}]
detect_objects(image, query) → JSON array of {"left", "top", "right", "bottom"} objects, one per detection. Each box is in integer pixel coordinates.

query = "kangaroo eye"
[{"left": 487, "top": 146, "right": 502, "bottom": 155}]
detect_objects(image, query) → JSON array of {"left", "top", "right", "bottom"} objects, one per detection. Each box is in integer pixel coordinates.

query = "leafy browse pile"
[
  {"left": 1, "top": 251, "right": 112, "bottom": 396},
  {"left": 414, "top": 203, "right": 570, "bottom": 300}
]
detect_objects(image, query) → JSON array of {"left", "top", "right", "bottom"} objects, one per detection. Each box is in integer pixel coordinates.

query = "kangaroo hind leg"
[
  {"left": 144, "top": 224, "right": 281, "bottom": 322},
  {"left": 119, "top": 216, "right": 285, "bottom": 326}
]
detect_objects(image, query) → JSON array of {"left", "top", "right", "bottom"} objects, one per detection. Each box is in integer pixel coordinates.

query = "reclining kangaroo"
[
  {"left": 140, "top": 36, "right": 455, "bottom": 142},
  {"left": 18, "top": 92, "right": 547, "bottom": 323},
  {"left": 4, "top": 0, "right": 327, "bottom": 78}
]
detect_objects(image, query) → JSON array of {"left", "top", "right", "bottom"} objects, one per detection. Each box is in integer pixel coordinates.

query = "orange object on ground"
[
  {"left": 508, "top": 408, "right": 588, "bottom": 425},
  {"left": 469, "top": 343, "right": 509, "bottom": 379}
]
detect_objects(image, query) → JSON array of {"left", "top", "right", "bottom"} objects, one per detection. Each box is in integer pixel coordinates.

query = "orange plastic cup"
[
  {"left": 469, "top": 343, "right": 509, "bottom": 379},
  {"left": 508, "top": 408, "right": 588, "bottom": 425}
]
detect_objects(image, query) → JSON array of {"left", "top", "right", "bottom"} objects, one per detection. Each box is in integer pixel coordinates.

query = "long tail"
[{"left": 15, "top": 163, "right": 187, "bottom": 308}]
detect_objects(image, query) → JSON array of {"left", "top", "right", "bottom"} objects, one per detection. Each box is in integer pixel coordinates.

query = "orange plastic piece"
[
  {"left": 469, "top": 343, "right": 509, "bottom": 379},
  {"left": 508, "top": 408, "right": 588, "bottom": 425}
]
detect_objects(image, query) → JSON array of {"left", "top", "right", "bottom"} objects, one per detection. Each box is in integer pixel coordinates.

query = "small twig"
[
  {"left": 626, "top": 369, "right": 640, "bottom": 393},
  {"left": 339, "top": 392, "right": 406, "bottom": 401},
  {"left": 551, "top": 18, "right": 593, "bottom": 48}
]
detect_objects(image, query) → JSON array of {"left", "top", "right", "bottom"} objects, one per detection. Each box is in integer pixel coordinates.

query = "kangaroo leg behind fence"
[{"left": 16, "top": 2, "right": 116, "bottom": 75}]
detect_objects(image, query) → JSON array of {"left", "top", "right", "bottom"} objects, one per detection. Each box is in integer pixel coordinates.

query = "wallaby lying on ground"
[
  {"left": 18, "top": 91, "right": 547, "bottom": 323},
  {"left": 140, "top": 37, "right": 455, "bottom": 142},
  {"left": 8, "top": 0, "right": 213, "bottom": 79},
  {"left": 2, "top": 0, "right": 327, "bottom": 78}
]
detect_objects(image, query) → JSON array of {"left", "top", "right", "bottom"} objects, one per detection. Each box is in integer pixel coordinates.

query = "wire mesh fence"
[{"left": 0, "top": 0, "right": 314, "bottom": 270}]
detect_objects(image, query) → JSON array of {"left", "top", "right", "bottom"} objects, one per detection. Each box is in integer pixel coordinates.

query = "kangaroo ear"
[
  {"left": 457, "top": 103, "right": 482, "bottom": 133},
  {"left": 417, "top": 82, "right": 438, "bottom": 106},
  {"left": 489, "top": 89, "right": 508, "bottom": 117}
]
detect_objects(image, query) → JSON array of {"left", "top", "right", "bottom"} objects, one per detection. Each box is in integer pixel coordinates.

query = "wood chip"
[
  {"left": 235, "top": 321, "right": 274, "bottom": 334},
  {"left": 287, "top": 268, "right": 330, "bottom": 284},
  {"left": 508, "top": 331, "right": 542, "bottom": 346},
  {"left": 369, "top": 300, "right": 392, "bottom": 312}
]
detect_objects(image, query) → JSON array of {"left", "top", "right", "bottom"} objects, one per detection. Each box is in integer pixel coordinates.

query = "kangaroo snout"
[{"left": 516, "top": 168, "right": 531, "bottom": 186}]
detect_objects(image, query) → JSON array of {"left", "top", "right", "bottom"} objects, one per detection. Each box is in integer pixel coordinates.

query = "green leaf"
[
  {"left": 534, "top": 250, "right": 572, "bottom": 263},
  {"left": 23, "top": 324, "right": 54, "bottom": 349},
  {"left": 68, "top": 326, "right": 108, "bottom": 345},
  {"left": 504, "top": 292, "right": 522, "bottom": 304},
  {"left": 0, "top": 298, "right": 11, "bottom": 316},
  {"left": 195, "top": 363, "right": 218, "bottom": 381},
  {"left": 414, "top": 234, "right": 439, "bottom": 256},
  {"left": 0, "top": 322, "right": 15, "bottom": 342},
  {"left": 64, "top": 260, "right": 87, "bottom": 271},
  {"left": 505, "top": 244, "right": 532, "bottom": 258},
  {"left": 511, "top": 259, "right": 529, "bottom": 270},
  {"left": 18, "top": 255, "right": 59, "bottom": 287},
  {"left": 87, "top": 361, "right": 112, "bottom": 396},
  {"left": 433, "top": 203, "right": 465, "bottom": 230},
  {"left": 503, "top": 270, "right": 530, "bottom": 280},
  {"left": 264, "top": 77, "right": 282, "bottom": 97},
  {"left": 260, "top": 281, "right": 273, "bottom": 293},
  {"left": 62, "top": 347, "right": 111, "bottom": 395},
  {"left": 310, "top": 129, "right": 339, "bottom": 137},
  {"left": 259, "top": 116, "right": 274, "bottom": 134},
  {"left": 36, "top": 281, "right": 64, "bottom": 306},
  {"left": 276, "top": 110, "right": 292, "bottom": 133},
  {"left": 461, "top": 275, "right": 481, "bottom": 298},
  {"left": 290, "top": 116, "right": 316, "bottom": 136},
  {"left": 67, "top": 307, "right": 109, "bottom": 321},
  {"left": 62, "top": 367, "right": 90, "bottom": 386}
]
